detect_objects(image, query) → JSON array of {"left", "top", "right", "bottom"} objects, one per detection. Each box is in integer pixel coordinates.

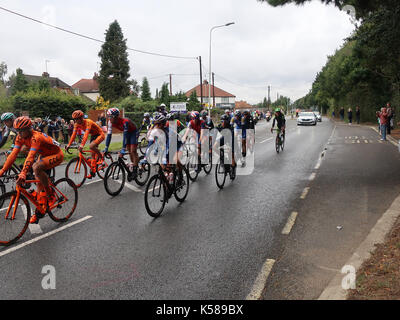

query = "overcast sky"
[{"left": 0, "top": 0, "right": 355, "bottom": 104}]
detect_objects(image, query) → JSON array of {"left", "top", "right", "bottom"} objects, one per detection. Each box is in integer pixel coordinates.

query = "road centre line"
[
  {"left": 0, "top": 215, "right": 93, "bottom": 258},
  {"left": 282, "top": 212, "right": 298, "bottom": 235},
  {"left": 246, "top": 259, "right": 276, "bottom": 300},
  {"left": 300, "top": 187, "right": 310, "bottom": 199},
  {"left": 309, "top": 172, "right": 316, "bottom": 181}
]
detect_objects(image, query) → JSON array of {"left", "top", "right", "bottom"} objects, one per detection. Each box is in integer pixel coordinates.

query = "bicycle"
[
  {"left": 103, "top": 152, "right": 151, "bottom": 196},
  {"left": 65, "top": 147, "right": 113, "bottom": 188},
  {"left": 144, "top": 164, "right": 189, "bottom": 218},
  {"left": 0, "top": 174, "right": 78, "bottom": 246},
  {"left": 138, "top": 135, "right": 149, "bottom": 155},
  {"left": 272, "top": 128, "right": 285, "bottom": 153},
  {"left": 215, "top": 145, "right": 236, "bottom": 189}
]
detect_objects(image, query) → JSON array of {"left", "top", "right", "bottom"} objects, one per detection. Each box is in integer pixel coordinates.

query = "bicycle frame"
[
  {"left": 4, "top": 179, "right": 70, "bottom": 219},
  {"left": 72, "top": 150, "right": 99, "bottom": 174}
]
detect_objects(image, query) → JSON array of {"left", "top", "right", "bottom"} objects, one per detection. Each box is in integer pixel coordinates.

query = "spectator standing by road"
[
  {"left": 348, "top": 108, "right": 353, "bottom": 125},
  {"left": 339, "top": 107, "right": 344, "bottom": 121},
  {"left": 387, "top": 103, "right": 394, "bottom": 135},
  {"left": 376, "top": 107, "right": 388, "bottom": 141},
  {"left": 68, "top": 120, "right": 74, "bottom": 138},
  {"left": 98, "top": 112, "right": 107, "bottom": 132},
  {"left": 356, "top": 107, "right": 361, "bottom": 124},
  {"left": 61, "top": 119, "right": 69, "bottom": 144},
  {"left": 47, "top": 121, "right": 55, "bottom": 138}
]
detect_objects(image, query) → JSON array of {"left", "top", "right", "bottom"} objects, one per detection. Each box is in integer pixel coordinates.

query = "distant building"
[
  {"left": 72, "top": 73, "right": 100, "bottom": 102},
  {"left": 235, "top": 100, "right": 254, "bottom": 110},
  {"left": 24, "top": 72, "right": 72, "bottom": 94},
  {"left": 185, "top": 80, "right": 235, "bottom": 109}
]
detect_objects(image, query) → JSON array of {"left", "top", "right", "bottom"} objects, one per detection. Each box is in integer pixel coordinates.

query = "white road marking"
[
  {"left": 246, "top": 259, "right": 276, "bottom": 300},
  {"left": 260, "top": 138, "right": 273, "bottom": 144},
  {"left": 365, "top": 140, "right": 368, "bottom": 144},
  {"left": 23, "top": 206, "right": 42, "bottom": 234},
  {"left": 282, "top": 212, "right": 298, "bottom": 235},
  {"left": 123, "top": 182, "right": 142, "bottom": 192},
  {"left": 357, "top": 140, "right": 360, "bottom": 144},
  {"left": 309, "top": 173, "right": 316, "bottom": 181},
  {"left": 314, "top": 160, "right": 321, "bottom": 170},
  {"left": 300, "top": 187, "right": 310, "bottom": 199},
  {"left": 0, "top": 215, "right": 93, "bottom": 258},
  {"left": 85, "top": 179, "right": 102, "bottom": 185}
]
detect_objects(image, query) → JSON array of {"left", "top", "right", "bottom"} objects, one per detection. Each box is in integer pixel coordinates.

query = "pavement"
[{"left": 0, "top": 118, "right": 398, "bottom": 300}]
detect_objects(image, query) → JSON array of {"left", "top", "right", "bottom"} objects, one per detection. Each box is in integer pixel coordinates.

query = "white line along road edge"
[
  {"left": 0, "top": 215, "right": 93, "bottom": 258},
  {"left": 282, "top": 212, "right": 298, "bottom": 235},
  {"left": 318, "top": 192, "right": 400, "bottom": 300},
  {"left": 246, "top": 259, "right": 276, "bottom": 300}
]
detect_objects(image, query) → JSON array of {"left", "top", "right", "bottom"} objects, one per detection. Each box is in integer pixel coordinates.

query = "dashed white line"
[
  {"left": 309, "top": 173, "right": 316, "bottom": 181},
  {"left": 0, "top": 215, "right": 93, "bottom": 258},
  {"left": 282, "top": 212, "right": 298, "bottom": 235},
  {"left": 246, "top": 259, "right": 276, "bottom": 300},
  {"left": 300, "top": 187, "right": 310, "bottom": 199}
]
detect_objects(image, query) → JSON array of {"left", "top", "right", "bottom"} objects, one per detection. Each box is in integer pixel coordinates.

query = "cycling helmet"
[
  {"left": 166, "top": 113, "right": 173, "bottom": 120},
  {"left": 200, "top": 110, "right": 208, "bottom": 119},
  {"left": 220, "top": 114, "right": 230, "bottom": 122},
  {"left": 144, "top": 112, "right": 150, "bottom": 118},
  {"left": 107, "top": 107, "right": 120, "bottom": 118},
  {"left": 14, "top": 116, "right": 32, "bottom": 130},
  {"left": 225, "top": 109, "right": 230, "bottom": 114},
  {"left": 275, "top": 108, "right": 281, "bottom": 112},
  {"left": 191, "top": 111, "right": 200, "bottom": 120},
  {"left": 153, "top": 111, "right": 160, "bottom": 118},
  {"left": 153, "top": 114, "right": 166, "bottom": 124},
  {"left": 243, "top": 110, "right": 250, "bottom": 116},
  {"left": 1, "top": 112, "right": 15, "bottom": 122},
  {"left": 234, "top": 110, "right": 242, "bottom": 117},
  {"left": 72, "top": 110, "right": 84, "bottom": 119},
  {"left": 159, "top": 103, "right": 166, "bottom": 110}
]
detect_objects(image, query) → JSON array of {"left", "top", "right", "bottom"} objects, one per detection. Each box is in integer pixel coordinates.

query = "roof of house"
[
  {"left": 72, "top": 78, "right": 99, "bottom": 93},
  {"left": 185, "top": 80, "right": 235, "bottom": 98},
  {"left": 235, "top": 100, "right": 253, "bottom": 109},
  {"left": 24, "top": 73, "right": 71, "bottom": 89}
]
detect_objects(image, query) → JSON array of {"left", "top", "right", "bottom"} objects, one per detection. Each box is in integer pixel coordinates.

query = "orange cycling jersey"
[
  {"left": 1, "top": 131, "right": 63, "bottom": 178},
  {"left": 68, "top": 119, "right": 104, "bottom": 148}
]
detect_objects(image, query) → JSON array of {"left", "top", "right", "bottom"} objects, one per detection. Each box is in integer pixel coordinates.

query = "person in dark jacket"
[
  {"left": 356, "top": 107, "right": 361, "bottom": 124},
  {"left": 339, "top": 107, "right": 345, "bottom": 120},
  {"left": 348, "top": 108, "right": 353, "bottom": 125}
]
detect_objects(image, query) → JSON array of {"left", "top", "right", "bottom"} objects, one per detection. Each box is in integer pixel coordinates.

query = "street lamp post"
[{"left": 208, "top": 22, "right": 234, "bottom": 116}]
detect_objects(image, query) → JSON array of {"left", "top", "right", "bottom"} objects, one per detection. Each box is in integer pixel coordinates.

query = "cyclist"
[
  {"left": 103, "top": 107, "right": 139, "bottom": 177},
  {"left": 146, "top": 113, "right": 183, "bottom": 170},
  {"left": 271, "top": 107, "right": 286, "bottom": 138},
  {"left": 242, "top": 110, "right": 255, "bottom": 166},
  {"left": 166, "top": 113, "right": 185, "bottom": 133},
  {"left": 214, "top": 114, "right": 236, "bottom": 168},
  {"left": 200, "top": 110, "right": 214, "bottom": 130},
  {"left": 157, "top": 103, "right": 168, "bottom": 116},
  {"left": 0, "top": 112, "right": 17, "bottom": 149},
  {"left": 0, "top": 117, "right": 64, "bottom": 224},
  {"left": 182, "top": 111, "right": 207, "bottom": 172},
  {"left": 65, "top": 110, "right": 105, "bottom": 178},
  {"left": 138, "top": 112, "right": 152, "bottom": 132}
]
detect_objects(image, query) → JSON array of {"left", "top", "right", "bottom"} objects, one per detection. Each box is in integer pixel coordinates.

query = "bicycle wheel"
[
  {"left": 48, "top": 178, "right": 78, "bottom": 222},
  {"left": 186, "top": 154, "right": 199, "bottom": 182},
  {"left": 174, "top": 166, "right": 190, "bottom": 202},
  {"left": 139, "top": 137, "right": 148, "bottom": 155},
  {"left": 0, "top": 191, "right": 30, "bottom": 246},
  {"left": 65, "top": 157, "right": 87, "bottom": 188},
  {"left": 0, "top": 180, "right": 6, "bottom": 206},
  {"left": 144, "top": 174, "right": 167, "bottom": 218},
  {"left": 203, "top": 151, "right": 212, "bottom": 175},
  {"left": 2, "top": 166, "right": 19, "bottom": 192},
  {"left": 275, "top": 136, "right": 280, "bottom": 154},
  {"left": 96, "top": 153, "right": 113, "bottom": 180},
  {"left": 215, "top": 160, "right": 227, "bottom": 189},
  {"left": 281, "top": 134, "right": 285, "bottom": 151},
  {"left": 104, "top": 162, "right": 126, "bottom": 196},
  {"left": 134, "top": 157, "right": 151, "bottom": 186}
]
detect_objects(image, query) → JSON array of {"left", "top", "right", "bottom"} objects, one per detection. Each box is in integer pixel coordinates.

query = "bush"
[
  {"left": 117, "top": 96, "right": 158, "bottom": 113},
  {"left": 8, "top": 88, "right": 91, "bottom": 120}
]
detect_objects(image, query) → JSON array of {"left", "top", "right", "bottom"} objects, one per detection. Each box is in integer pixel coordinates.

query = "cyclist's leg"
[{"left": 90, "top": 134, "right": 105, "bottom": 164}]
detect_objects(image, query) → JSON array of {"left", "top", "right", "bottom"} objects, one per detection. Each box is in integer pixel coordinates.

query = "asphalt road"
[{"left": 0, "top": 117, "right": 336, "bottom": 299}]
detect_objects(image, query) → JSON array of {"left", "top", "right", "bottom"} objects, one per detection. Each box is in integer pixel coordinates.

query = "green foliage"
[
  {"left": 5, "top": 88, "right": 89, "bottom": 120},
  {"left": 187, "top": 90, "right": 201, "bottom": 111},
  {"left": 11, "top": 68, "right": 28, "bottom": 95},
  {"left": 98, "top": 20, "right": 131, "bottom": 102},
  {"left": 140, "top": 77, "right": 152, "bottom": 101},
  {"left": 159, "top": 82, "right": 170, "bottom": 106},
  {"left": 0, "top": 62, "right": 7, "bottom": 84},
  {"left": 116, "top": 95, "right": 158, "bottom": 113}
]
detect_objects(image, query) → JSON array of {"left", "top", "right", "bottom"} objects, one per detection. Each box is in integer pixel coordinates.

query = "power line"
[{"left": 0, "top": 5, "right": 198, "bottom": 60}]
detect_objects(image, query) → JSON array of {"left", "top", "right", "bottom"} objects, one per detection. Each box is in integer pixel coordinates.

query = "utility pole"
[
  {"left": 212, "top": 72, "right": 215, "bottom": 109},
  {"left": 199, "top": 56, "right": 203, "bottom": 106},
  {"left": 169, "top": 74, "right": 172, "bottom": 96},
  {"left": 267, "top": 85, "right": 271, "bottom": 110}
]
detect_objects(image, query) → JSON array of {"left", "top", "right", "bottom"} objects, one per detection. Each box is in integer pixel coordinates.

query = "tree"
[
  {"left": 11, "top": 68, "right": 28, "bottom": 95},
  {"left": 131, "top": 79, "right": 140, "bottom": 97},
  {"left": 140, "top": 77, "right": 152, "bottom": 101},
  {"left": 98, "top": 20, "right": 131, "bottom": 102},
  {"left": 0, "top": 62, "right": 7, "bottom": 84},
  {"left": 159, "top": 82, "right": 170, "bottom": 106}
]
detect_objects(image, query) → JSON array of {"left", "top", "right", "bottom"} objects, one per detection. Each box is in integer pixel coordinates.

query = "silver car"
[
  {"left": 314, "top": 112, "right": 322, "bottom": 122},
  {"left": 297, "top": 112, "right": 317, "bottom": 126}
]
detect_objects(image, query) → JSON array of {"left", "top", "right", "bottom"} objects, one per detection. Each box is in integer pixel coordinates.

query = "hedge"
[{"left": 5, "top": 88, "right": 91, "bottom": 120}]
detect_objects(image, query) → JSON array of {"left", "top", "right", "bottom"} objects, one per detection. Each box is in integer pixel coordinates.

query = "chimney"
[
  {"left": 42, "top": 72, "right": 50, "bottom": 78},
  {"left": 203, "top": 80, "right": 208, "bottom": 85}
]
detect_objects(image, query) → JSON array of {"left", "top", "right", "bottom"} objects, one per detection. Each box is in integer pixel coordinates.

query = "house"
[
  {"left": 72, "top": 73, "right": 100, "bottom": 102},
  {"left": 185, "top": 80, "right": 235, "bottom": 109},
  {"left": 24, "top": 72, "right": 72, "bottom": 94},
  {"left": 235, "top": 100, "right": 254, "bottom": 110}
]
